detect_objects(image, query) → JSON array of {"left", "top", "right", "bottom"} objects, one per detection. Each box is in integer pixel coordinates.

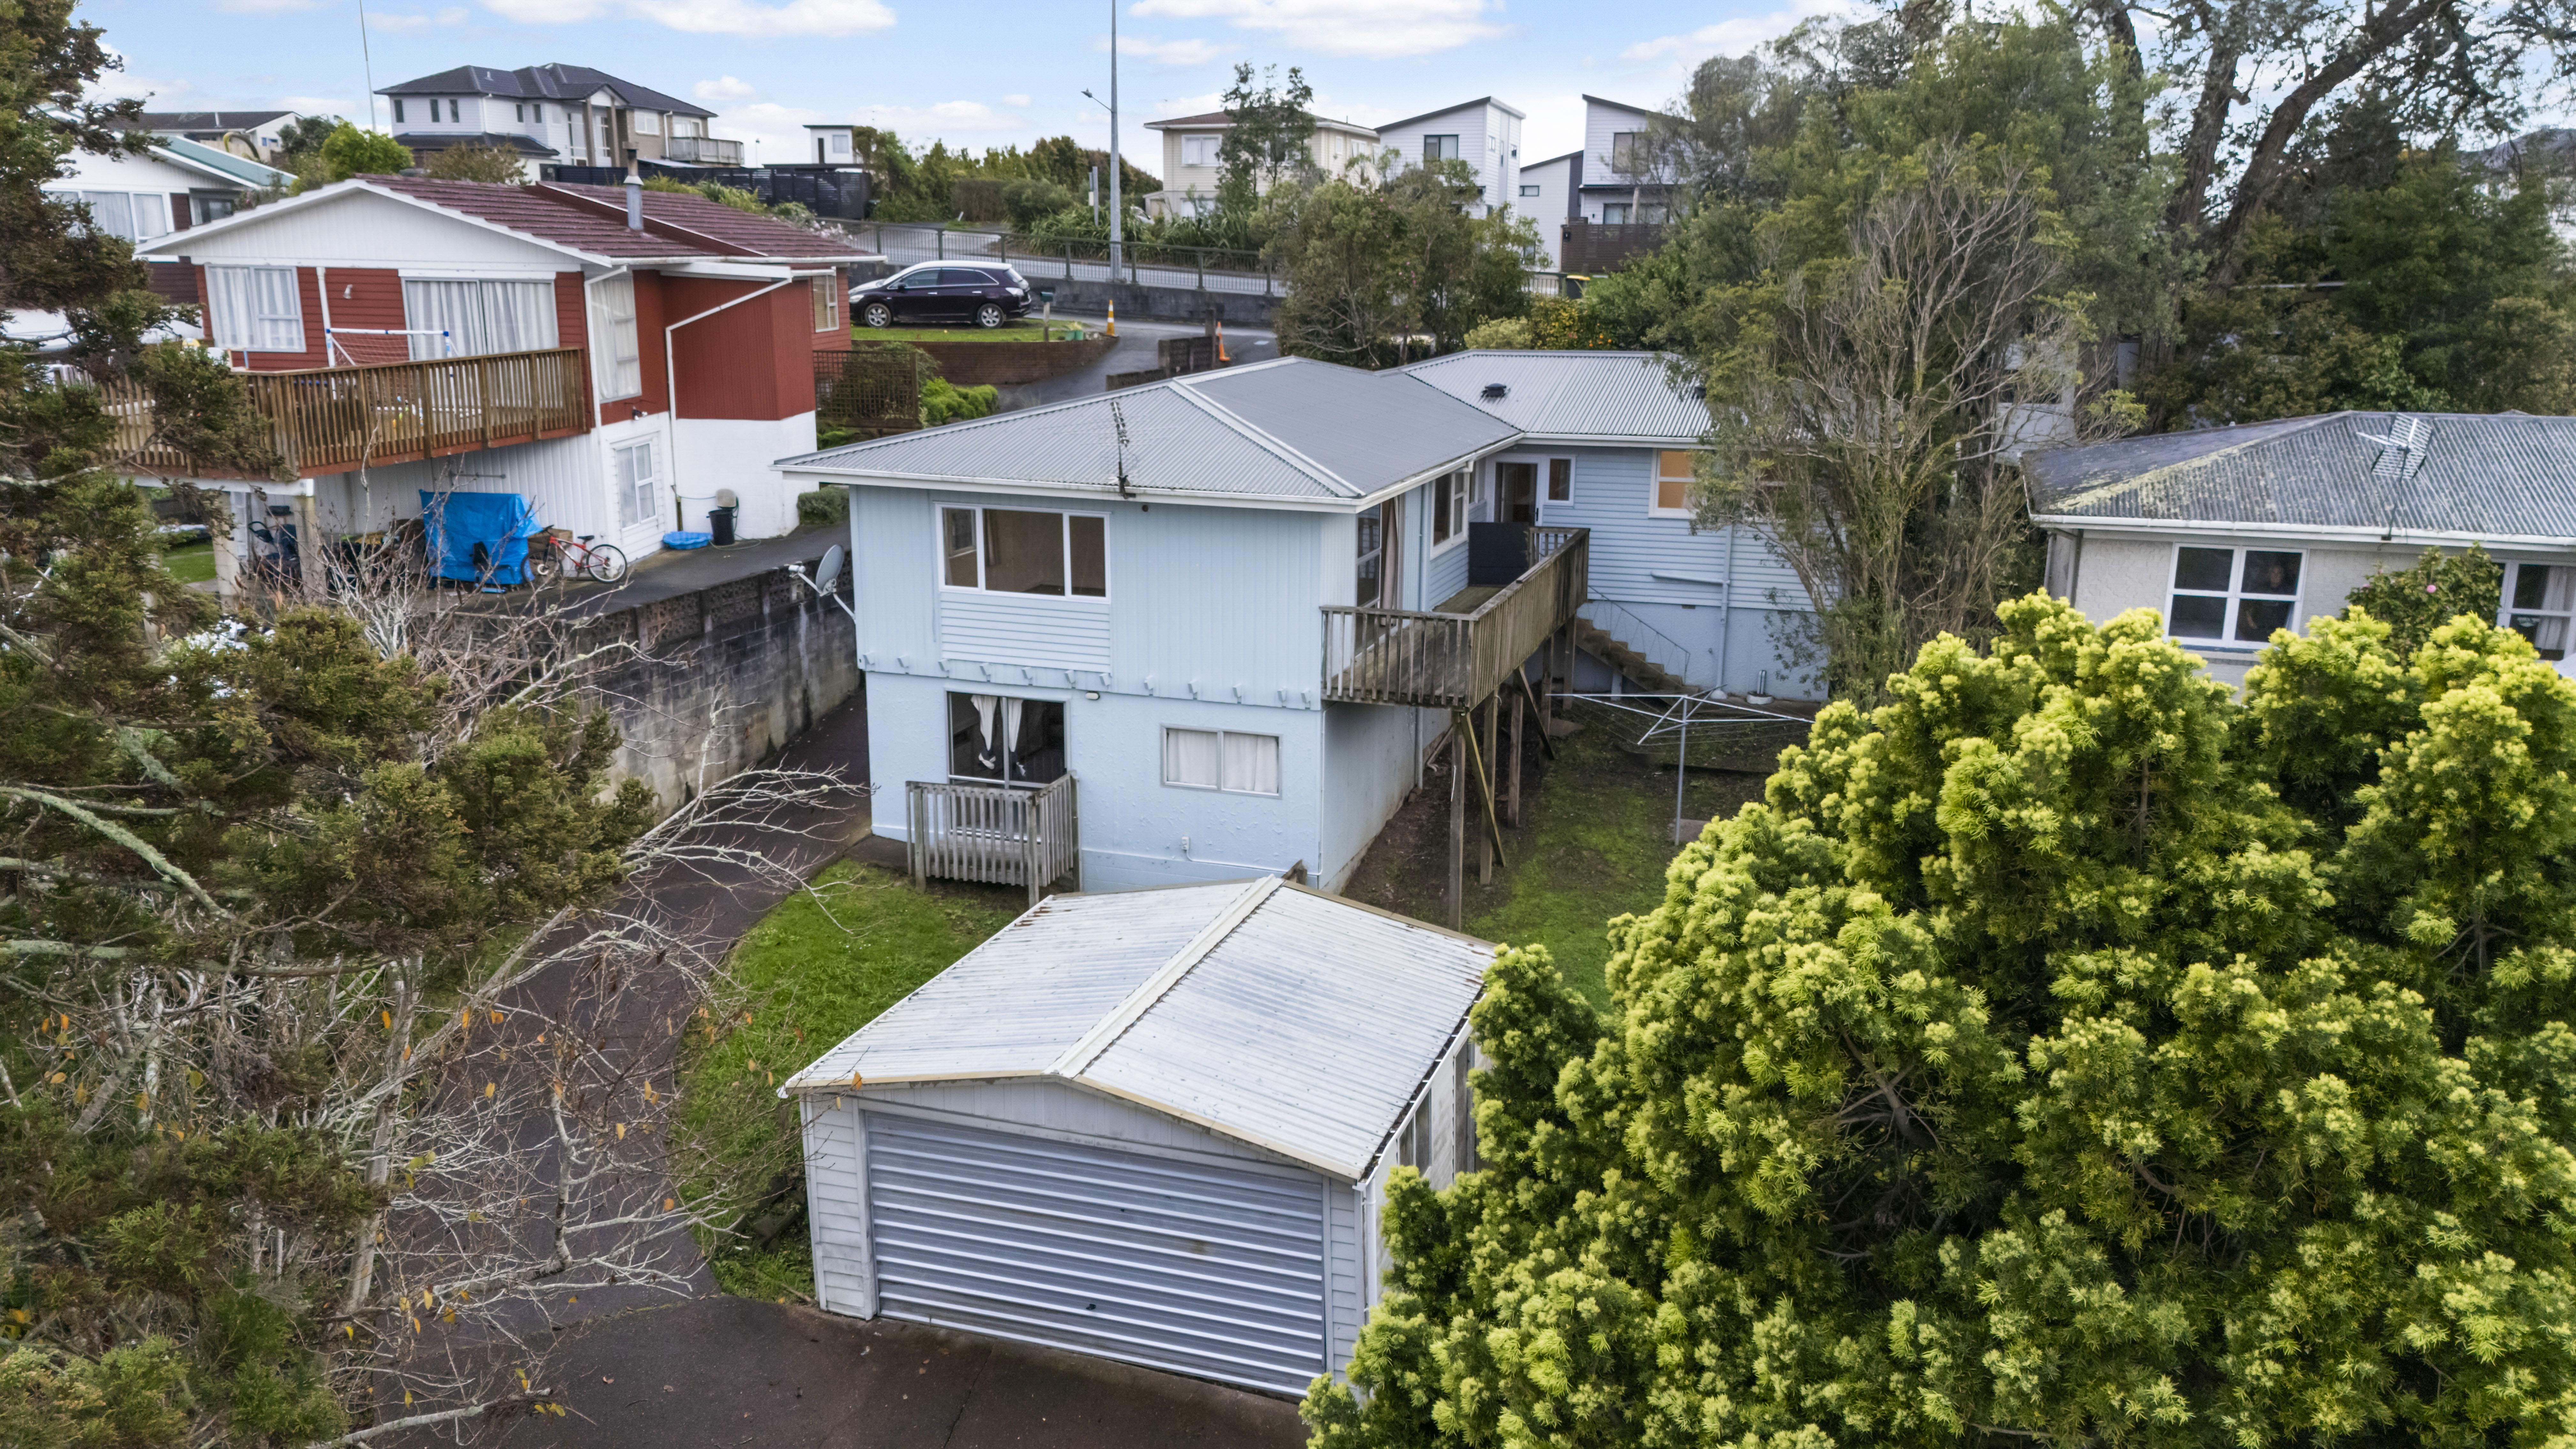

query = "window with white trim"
[
  {"left": 949, "top": 693, "right": 1065, "bottom": 785},
  {"left": 811, "top": 274, "right": 841, "bottom": 331},
  {"left": 401, "top": 278, "right": 558, "bottom": 360},
  {"left": 2167, "top": 545, "right": 2302, "bottom": 645},
  {"left": 204, "top": 265, "right": 305, "bottom": 353},
  {"left": 393, "top": 99, "right": 406, "bottom": 124},
  {"left": 1423, "top": 134, "right": 1461, "bottom": 163},
  {"left": 1430, "top": 470, "right": 1469, "bottom": 548},
  {"left": 613, "top": 440, "right": 658, "bottom": 528},
  {"left": 1162, "top": 727, "right": 1281, "bottom": 796},
  {"left": 1650, "top": 451, "right": 1696, "bottom": 516},
  {"left": 588, "top": 273, "right": 642, "bottom": 400},
  {"left": 1519, "top": 183, "right": 1541, "bottom": 197},
  {"left": 46, "top": 190, "right": 171, "bottom": 243},
  {"left": 635, "top": 110, "right": 662, "bottom": 135},
  {"left": 1182, "top": 135, "right": 1218, "bottom": 167},
  {"left": 938, "top": 506, "right": 1107, "bottom": 598},
  {"left": 2502, "top": 562, "right": 2576, "bottom": 661}
]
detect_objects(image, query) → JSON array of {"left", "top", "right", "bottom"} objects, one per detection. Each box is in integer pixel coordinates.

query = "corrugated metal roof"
[
  {"left": 1401, "top": 350, "right": 1709, "bottom": 443},
  {"left": 780, "top": 357, "right": 1517, "bottom": 503},
  {"left": 784, "top": 879, "right": 1493, "bottom": 1180},
  {"left": 2025, "top": 411, "right": 2576, "bottom": 541},
  {"left": 153, "top": 136, "right": 291, "bottom": 189},
  {"left": 784, "top": 885, "right": 1242, "bottom": 1087}
]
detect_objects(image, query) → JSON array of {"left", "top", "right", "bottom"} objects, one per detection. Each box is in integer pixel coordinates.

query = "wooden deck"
[
  {"left": 97, "top": 348, "right": 593, "bottom": 479},
  {"left": 1321, "top": 527, "right": 1588, "bottom": 709}
]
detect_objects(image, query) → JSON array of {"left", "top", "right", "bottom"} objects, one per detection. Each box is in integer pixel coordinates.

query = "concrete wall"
[
  {"left": 912, "top": 335, "right": 1116, "bottom": 385},
  {"left": 1043, "top": 277, "right": 1277, "bottom": 327}
]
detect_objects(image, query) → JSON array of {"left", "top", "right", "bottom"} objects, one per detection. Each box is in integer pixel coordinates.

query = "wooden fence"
[
  {"left": 905, "top": 775, "right": 1080, "bottom": 905},
  {"left": 94, "top": 348, "right": 591, "bottom": 478},
  {"left": 1560, "top": 222, "right": 1668, "bottom": 276},
  {"left": 1321, "top": 527, "right": 1589, "bottom": 709}
]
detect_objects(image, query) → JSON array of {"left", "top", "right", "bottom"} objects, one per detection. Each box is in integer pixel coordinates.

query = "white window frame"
[
  {"left": 935, "top": 505, "right": 1111, "bottom": 602},
  {"left": 810, "top": 273, "right": 842, "bottom": 332},
  {"left": 1160, "top": 727, "right": 1282, "bottom": 797},
  {"left": 204, "top": 264, "right": 305, "bottom": 354},
  {"left": 635, "top": 110, "right": 662, "bottom": 135},
  {"left": 393, "top": 99, "right": 406, "bottom": 124},
  {"left": 587, "top": 272, "right": 642, "bottom": 402},
  {"left": 1424, "top": 134, "right": 1461, "bottom": 163},
  {"left": 1648, "top": 451, "right": 1696, "bottom": 518},
  {"left": 2165, "top": 542, "right": 2306, "bottom": 648},
  {"left": 1519, "top": 183, "right": 1541, "bottom": 197},
  {"left": 1429, "top": 470, "right": 1471, "bottom": 553},
  {"left": 1181, "top": 135, "right": 1219, "bottom": 168},
  {"left": 613, "top": 439, "right": 659, "bottom": 529},
  {"left": 2499, "top": 559, "right": 2576, "bottom": 662}
]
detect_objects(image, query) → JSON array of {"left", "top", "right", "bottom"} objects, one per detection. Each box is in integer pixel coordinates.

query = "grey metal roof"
[
  {"left": 779, "top": 356, "right": 1518, "bottom": 504},
  {"left": 2024, "top": 411, "right": 2576, "bottom": 543},
  {"left": 1402, "top": 349, "right": 1708, "bottom": 443},
  {"left": 784, "top": 879, "right": 1492, "bottom": 1180},
  {"left": 380, "top": 63, "right": 714, "bottom": 118}
]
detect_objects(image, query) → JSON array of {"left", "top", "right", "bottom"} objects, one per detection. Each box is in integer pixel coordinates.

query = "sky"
[{"left": 87, "top": 0, "right": 1865, "bottom": 174}]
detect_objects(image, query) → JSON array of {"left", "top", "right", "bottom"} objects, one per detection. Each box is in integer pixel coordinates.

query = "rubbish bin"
[{"left": 708, "top": 505, "right": 737, "bottom": 547}]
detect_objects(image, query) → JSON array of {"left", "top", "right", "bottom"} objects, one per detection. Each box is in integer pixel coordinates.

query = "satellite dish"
[
  {"left": 813, "top": 544, "right": 845, "bottom": 593},
  {"left": 714, "top": 487, "right": 740, "bottom": 509}
]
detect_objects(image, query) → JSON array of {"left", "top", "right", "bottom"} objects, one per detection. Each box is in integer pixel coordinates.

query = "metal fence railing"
[{"left": 835, "top": 221, "right": 1277, "bottom": 297}]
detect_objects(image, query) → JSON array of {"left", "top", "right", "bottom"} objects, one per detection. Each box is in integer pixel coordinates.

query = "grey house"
[
  {"left": 2027, "top": 411, "right": 2576, "bottom": 683},
  {"left": 782, "top": 878, "right": 1488, "bottom": 1397}
]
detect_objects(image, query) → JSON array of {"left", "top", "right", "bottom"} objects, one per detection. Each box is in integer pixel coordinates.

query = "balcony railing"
[
  {"left": 1322, "top": 526, "right": 1589, "bottom": 709},
  {"left": 98, "top": 348, "right": 592, "bottom": 479},
  {"left": 906, "top": 775, "right": 1080, "bottom": 906},
  {"left": 662, "top": 136, "right": 745, "bottom": 166}
]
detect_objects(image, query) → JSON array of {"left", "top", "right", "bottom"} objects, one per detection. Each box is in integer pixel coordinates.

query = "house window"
[
  {"left": 191, "top": 194, "right": 235, "bottom": 226},
  {"left": 1602, "top": 202, "right": 1632, "bottom": 224},
  {"left": 1519, "top": 183, "right": 1540, "bottom": 197},
  {"left": 2503, "top": 562, "right": 2576, "bottom": 661},
  {"left": 1547, "top": 458, "right": 1571, "bottom": 501},
  {"left": 938, "top": 506, "right": 1107, "bottom": 598},
  {"left": 949, "top": 693, "right": 1066, "bottom": 785},
  {"left": 1356, "top": 499, "right": 1397, "bottom": 608},
  {"left": 515, "top": 103, "right": 525, "bottom": 122},
  {"left": 47, "top": 190, "right": 171, "bottom": 243},
  {"left": 829, "top": 131, "right": 849, "bottom": 156},
  {"left": 393, "top": 99, "right": 406, "bottom": 124},
  {"left": 447, "top": 99, "right": 461, "bottom": 123},
  {"left": 1497, "top": 460, "right": 1538, "bottom": 524},
  {"left": 635, "top": 110, "right": 661, "bottom": 135},
  {"left": 810, "top": 274, "right": 841, "bottom": 331},
  {"left": 2167, "top": 545, "right": 2302, "bottom": 645},
  {"left": 401, "top": 278, "right": 559, "bottom": 360},
  {"left": 1431, "top": 470, "right": 1468, "bottom": 547},
  {"left": 613, "top": 440, "right": 658, "bottom": 527},
  {"left": 1609, "top": 131, "right": 1639, "bottom": 173},
  {"left": 1182, "top": 135, "right": 1218, "bottom": 167},
  {"left": 1651, "top": 451, "right": 1696, "bottom": 516},
  {"left": 1162, "top": 728, "right": 1281, "bottom": 795},
  {"left": 1424, "top": 134, "right": 1460, "bottom": 162},
  {"left": 204, "top": 264, "right": 304, "bottom": 353},
  {"left": 588, "top": 273, "right": 642, "bottom": 400}
]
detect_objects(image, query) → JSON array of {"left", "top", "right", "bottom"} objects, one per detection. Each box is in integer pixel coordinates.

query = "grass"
[
  {"left": 1340, "top": 701, "right": 1801, "bottom": 1013},
  {"left": 849, "top": 321, "right": 1093, "bottom": 343},
  {"left": 163, "top": 540, "right": 214, "bottom": 584},
  {"left": 677, "top": 861, "right": 1025, "bottom": 1301}
]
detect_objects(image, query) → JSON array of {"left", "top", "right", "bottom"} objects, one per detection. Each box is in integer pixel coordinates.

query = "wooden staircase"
[{"left": 1576, "top": 619, "right": 1693, "bottom": 694}]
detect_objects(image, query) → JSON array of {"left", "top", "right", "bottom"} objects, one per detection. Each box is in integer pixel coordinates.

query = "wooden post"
[
  {"left": 1448, "top": 712, "right": 1466, "bottom": 931},
  {"left": 292, "top": 492, "right": 325, "bottom": 598},
  {"left": 1478, "top": 693, "right": 1498, "bottom": 885},
  {"left": 1508, "top": 686, "right": 1525, "bottom": 827}
]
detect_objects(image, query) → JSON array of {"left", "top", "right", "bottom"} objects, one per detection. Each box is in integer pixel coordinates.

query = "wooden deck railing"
[
  {"left": 906, "top": 775, "right": 1080, "bottom": 906},
  {"left": 96, "top": 348, "right": 591, "bottom": 478},
  {"left": 1321, "top": 527, "right": 1588, "bottom": 709}
]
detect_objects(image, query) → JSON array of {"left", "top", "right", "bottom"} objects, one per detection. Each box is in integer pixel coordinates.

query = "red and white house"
[{"left": 135, "top": 175, "right": 866, "bottom": 574}]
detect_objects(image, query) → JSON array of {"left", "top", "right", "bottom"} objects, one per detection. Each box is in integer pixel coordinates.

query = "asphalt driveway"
[{"left": 503, "top": 1295, "right": 1306, "bottom": 1449}]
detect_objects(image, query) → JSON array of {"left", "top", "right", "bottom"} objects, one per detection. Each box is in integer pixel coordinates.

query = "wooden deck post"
[
  {"left": 1448, "top": 712, "right": 1466, "bottom": 931},
  {"left": 1478, "top": 693, "right": 1498, "bottom": 885},
  {"left": 1508, "top": 686, "right": 1524, "bottom": 827},
  {"left": 292, "top": 493, "right": 326, "bottom": 598}
]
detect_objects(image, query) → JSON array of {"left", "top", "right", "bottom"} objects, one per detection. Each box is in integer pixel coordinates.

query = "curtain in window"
[
  {"left": 589, "top": 274, "right": 642, "bottom": 399},
  {"left": 205, "top": 265, "right": 304, "bottom": 353},
  {"left": 402, "top": 279, "right": 559, "bottom": 360},
  {"left": 1163, "top": 728, "right": 1220, "bottom": 789},
  {"left": 1223, "top": 732, "right": 1280, "bottom": 795},
  {"left": 966, "top": 695, "right": 1029, "bottom": 777}
]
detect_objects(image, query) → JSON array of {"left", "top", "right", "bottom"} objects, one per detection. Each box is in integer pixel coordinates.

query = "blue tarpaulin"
[{"left": 419, "top": 491, "right": 541, "bottom": 586}]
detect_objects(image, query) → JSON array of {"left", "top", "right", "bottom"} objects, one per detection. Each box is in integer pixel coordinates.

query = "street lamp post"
[{"left": 1107, "top": 1, "right": 1122, "bottom": 276}]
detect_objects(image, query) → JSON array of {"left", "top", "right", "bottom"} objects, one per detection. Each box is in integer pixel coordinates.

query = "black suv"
[{"left": 851, "top": 262, "right": 1032, "bottom": 329}]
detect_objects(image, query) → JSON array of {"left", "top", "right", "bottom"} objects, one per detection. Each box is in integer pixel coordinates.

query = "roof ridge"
[
  {"left": 1167, "top": 374, "right": 1360, "bottom": 496},
  {"left": 1046, "top": 876, "right": 1279, "bottom": 1080}
]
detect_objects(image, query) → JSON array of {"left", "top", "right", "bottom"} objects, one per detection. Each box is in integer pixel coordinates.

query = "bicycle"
[{"left": 529, "top": 529, "right": 629, "bottom": 584}]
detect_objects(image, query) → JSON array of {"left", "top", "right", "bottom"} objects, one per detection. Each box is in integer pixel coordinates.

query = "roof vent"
[{"left": 1480, "top": 382, "right": 1508, "bottom": 400}]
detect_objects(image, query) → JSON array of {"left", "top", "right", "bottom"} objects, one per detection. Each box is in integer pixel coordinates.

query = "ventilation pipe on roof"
[{"left": 625, "top": 168, "right": 643, "bottom": 230}]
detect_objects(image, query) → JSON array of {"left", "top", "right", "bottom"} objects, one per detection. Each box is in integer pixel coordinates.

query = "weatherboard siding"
[
  {"left": 941, "top": 593, "right": 1112, "bottom": 672},
  {"left": 802, "top": 1095, "right": 871, "bottom": 1316}
]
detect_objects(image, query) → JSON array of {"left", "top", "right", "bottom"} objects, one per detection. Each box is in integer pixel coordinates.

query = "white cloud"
[
  {"left": 1518, "top": 93, "right": 1586, "bottom": 162},
  {"left": 1129, "top": 0, "right": 1506, "bottom": 59},
  {"left": 712, "top": 96, "right": 1029, "bottom": 164},
  {"left": 481, "top": 0, "right": 893, "bottom": 37},
  {"left": 367, "top": 6, "right": 469, "bottom": 31},
  {"left": 694, "top": 75, "right": 763, "bottom": 102},
  {"left": 1618, "top": 0, "right": 1867, "bottom": 69},
  {"left": 856, "top": 98, "right": 1023, "bottom": 132},
  {"left": 1001, "top": 93, "right": 1031, "bottom": 108},
  {"left": 1114, "top": 34, "right": 1231, "bottom": 66}
]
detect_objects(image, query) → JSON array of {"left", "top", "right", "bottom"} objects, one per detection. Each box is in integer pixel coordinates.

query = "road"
[
  {"left": 995, "top": 315, "right": 1279, "bottom": 411},
  {"left": 840, "top": 221, "right": 1277, "bottom": 298}
]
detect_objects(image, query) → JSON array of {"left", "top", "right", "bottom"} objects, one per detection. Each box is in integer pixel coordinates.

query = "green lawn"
[
  {"left": 1340, "top": 702, "right": 1797, "bottom": 1013},
  {"left": 163, "top": 540, "right": 215, "bottom": 584},
  {"left": 677, "top": 861, "right": 1025, "bottom": 1301},
  {"left": 849, "top": 321, "right": 1092, "bottom": 342}
]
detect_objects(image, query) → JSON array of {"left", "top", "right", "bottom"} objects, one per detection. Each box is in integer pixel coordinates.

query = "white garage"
[{"left": 781, "top": 876, "right": 1490, "bottom": 1397}]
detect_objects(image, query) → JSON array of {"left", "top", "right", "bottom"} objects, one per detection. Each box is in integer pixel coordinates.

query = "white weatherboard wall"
[
  {"left": 1518, "top": 154, "right": 1573, "bottom": 268},
  {"left": 1579, "top": 101, "right": 1660, "bottom": 221},
  {"left": 158, "top": 186, "right": 573, "bottom": 274},
  {"left": 673, "top": 413, "right": 811, "bottom": 539}
]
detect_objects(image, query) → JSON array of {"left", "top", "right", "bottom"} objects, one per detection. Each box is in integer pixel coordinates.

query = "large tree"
[
  {"left": 1269, "top": 162, "right": 1537, "bottom": 366},
  {"left": 1309, "top": 594, "right": 2576, "bottom": 1448}
]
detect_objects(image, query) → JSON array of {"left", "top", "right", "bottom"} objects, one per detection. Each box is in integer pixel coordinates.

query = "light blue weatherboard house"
[{"left": 773, "top": 350, "right": 1815, "bottom": 898}]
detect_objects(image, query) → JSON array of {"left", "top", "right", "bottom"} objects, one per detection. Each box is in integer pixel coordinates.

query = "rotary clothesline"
[{"left": 1555, "top": 690, "right": 1814, "bottom": 846}]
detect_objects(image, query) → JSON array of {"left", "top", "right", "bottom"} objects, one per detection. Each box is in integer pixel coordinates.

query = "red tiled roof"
[{"left": 369, "top": 176, "right": 860, "bottom": 262}]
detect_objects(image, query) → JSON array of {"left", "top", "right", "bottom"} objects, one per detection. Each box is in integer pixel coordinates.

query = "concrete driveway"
[{"left": 503, "top": 1296, "right": 1307, "bottom": 1449}]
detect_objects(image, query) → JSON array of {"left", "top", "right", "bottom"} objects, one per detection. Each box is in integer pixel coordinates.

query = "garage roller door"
[{"left": 865, "top": 1113, "right": 1329, "bottom": 1395}]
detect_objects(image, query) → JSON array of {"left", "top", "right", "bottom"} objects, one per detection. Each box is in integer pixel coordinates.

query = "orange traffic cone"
[
  {"left": 1216, "top": 320, "right": 1230, "bottom": 364},
  {"left": 1106, "top": 301, "right": 1117, "bottom": 338}
]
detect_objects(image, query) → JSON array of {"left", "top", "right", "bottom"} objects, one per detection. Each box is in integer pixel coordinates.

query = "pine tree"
[{"left": 1311, "top": 594, "right": 2576, "bottom": 1449}]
